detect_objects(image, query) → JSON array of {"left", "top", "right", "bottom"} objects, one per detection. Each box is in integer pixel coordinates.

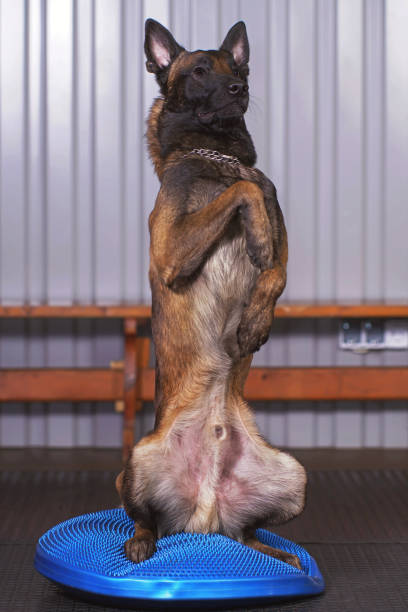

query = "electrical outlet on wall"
[
  {"left": 339, "top": 319, "right": 408, "bottom": 351},
  {"left": 339, "top": 320, "right": 362, "bottom": 347},
  {"left": 384, "top": 320, "right": 408, "bottom": 348}
]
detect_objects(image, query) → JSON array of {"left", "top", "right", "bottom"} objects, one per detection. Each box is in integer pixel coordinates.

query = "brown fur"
[{"left": 117, "top": 19, "right": 306, "bottom": 570}]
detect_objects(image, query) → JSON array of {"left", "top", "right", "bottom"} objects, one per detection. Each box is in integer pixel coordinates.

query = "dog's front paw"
[
  {"left": 124, "top": 535, "right": 156, "bottom": 564},
  {"left": 238, "top": 196, "right": 273, "bottom": 271},
  {"left": 245, "top": 236, "right": 273, "bottom": 271},
  {"left": 237, "top": 303, "right": 274, "bottom": 358}
]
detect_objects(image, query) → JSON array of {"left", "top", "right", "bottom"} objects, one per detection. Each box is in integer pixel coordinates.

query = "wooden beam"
[
  {"left": 1, "top": 367, "right": 407, "bottom": 404},
  {"left": 0, "top": 304, "right": 151, "bottom": 318},
  {"left": 275, "top": 303, "right": 408, "bottom": 318},
  {"left": 1, "top": 303, "right": 408, "bottom": 318},
  {"left": 245, "top": 368, "right": 408, "bottom": 400},
  {"left": 123, "top": 319, "right": 138, "bottom": 459},
  {"left": 139, "top": 367, "right": 408, "bottom": 402},
  {"left": 0, "top": 369, "right": 124, "bottom": 402}
]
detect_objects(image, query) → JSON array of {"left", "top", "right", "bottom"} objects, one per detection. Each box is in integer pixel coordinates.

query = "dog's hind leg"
[
  {"left": 237, "top": 264, "right": 286, "bottom": 357},
  {"left": 242, "top": 528, "right": 302, "bottom": 570}
]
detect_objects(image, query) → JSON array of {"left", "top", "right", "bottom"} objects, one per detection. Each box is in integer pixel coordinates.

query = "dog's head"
[{"left": 144, "top": 19, "right": 250, "bottom": 126}]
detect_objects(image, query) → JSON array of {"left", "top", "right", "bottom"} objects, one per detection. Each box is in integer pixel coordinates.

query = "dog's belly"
[
  {"left": 190, "top": 226, "right": 258, "bottom": 359},
  {"left": 148, "top": 398, "right": 305, "bottom": 538}
]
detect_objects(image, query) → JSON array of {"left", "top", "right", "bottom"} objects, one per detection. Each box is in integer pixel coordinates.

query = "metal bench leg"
[{"left": 123, "top": 318, "right": 150, "bottom": 463}]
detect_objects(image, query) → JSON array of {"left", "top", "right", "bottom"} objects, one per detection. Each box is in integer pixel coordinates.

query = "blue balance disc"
[{"left": 35, "top": 508, "right": 324, "bottom": 606}]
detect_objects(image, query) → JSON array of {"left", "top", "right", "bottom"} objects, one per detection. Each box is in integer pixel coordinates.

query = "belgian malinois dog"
[{"left": 116, "top": 19, "right": 306, "bottom": 569}]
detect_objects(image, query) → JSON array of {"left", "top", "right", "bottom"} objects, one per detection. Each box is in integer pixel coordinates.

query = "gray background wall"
[{"left": 0, "top": 0, "right": 407, "bottom": 448}]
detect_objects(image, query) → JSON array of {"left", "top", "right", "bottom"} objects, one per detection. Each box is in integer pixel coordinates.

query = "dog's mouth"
[
  {"left": 197, "top": 110, "right": 216, "bottom": 122},
  {"left": 197, "top": 101, "right": 246, "bottom": 124}
]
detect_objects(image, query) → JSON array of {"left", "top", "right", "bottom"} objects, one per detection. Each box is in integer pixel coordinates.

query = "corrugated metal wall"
[{"left": 0, "top": 0, "right": 407, "bottom": 448}]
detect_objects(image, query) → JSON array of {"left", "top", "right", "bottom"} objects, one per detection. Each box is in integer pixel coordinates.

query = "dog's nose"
[{"left": 228, "top": 82, "right": 248, "bottom": 95}]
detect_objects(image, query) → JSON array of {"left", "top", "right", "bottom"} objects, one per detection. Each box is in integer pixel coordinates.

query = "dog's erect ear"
[
  {"left": 144, "top": 19, "right": 184, "bottom": 76},
  {"left": 220, "top": 21, "right": 249, "bottom": 66}
]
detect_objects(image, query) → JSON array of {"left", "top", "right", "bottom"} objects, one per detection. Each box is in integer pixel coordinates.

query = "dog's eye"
[
  {"left": 232, "top": 69, "right": 240, "bottom": 77},
  {"left": 193, "top": 66, "right": 205, "bottom": 77}
]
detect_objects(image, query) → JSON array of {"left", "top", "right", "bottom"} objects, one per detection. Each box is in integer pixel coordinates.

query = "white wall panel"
[
  {"left": 0, "top": 0, "right": 26, "bottom": 303},
  {"left": 123, "top": 0, "right": 144, "bottom": 301},
  {"left": 191, "top": 0, "right": 219, "bottom": 49},
  {"left": 316, "top": 0, "right": 336, "bottom": 301},
  {"left": 286, "top": 0, "right": 317, "bottom": 301},
  {"left": 27, "top": 0, "right": 46, "bottom": 303},
  {"left": 364, "top": 0, "right": 385, "bottom": 301},
  {"left": 0, "top": 0, "right": 407, "bottom": 448},
  {"left": 384, "top": 0, "right": 408, "bottom": 301},
  {"left": 94, "top": 0, "right": 122, "bottom": 302},
  {"left": 241, "top": 0, "right": 269, "bottom": 169},
  {"left": 46, "top": 0, "right": 74, "bottom": 303},
  {"left": 336, "top": 0, "right": 364, "bottom": 301},
  {"left": 75, "top": 0, "right": 95, "bottom": 303}
]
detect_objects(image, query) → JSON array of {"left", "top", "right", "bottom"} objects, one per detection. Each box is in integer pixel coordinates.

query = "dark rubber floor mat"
[
  {"left": 277, "top": 469, "right": 408, "bottom": 543},
  {"left": 2, "top": 468, "right": 408, "bottom": 611},
  {"left": 1, "top": 469, "right": 407, "bottom": 543}
]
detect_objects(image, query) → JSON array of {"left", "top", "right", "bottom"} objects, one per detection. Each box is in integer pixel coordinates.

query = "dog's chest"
[
  {"left": 203, "top": 226, "right": 255, "bottom": 295},
  {"left": 187, "top": 225, "right": 258, "bottom": 358},
  {"left": 196, "top": 179, "right": 255, "bottom": 283}
]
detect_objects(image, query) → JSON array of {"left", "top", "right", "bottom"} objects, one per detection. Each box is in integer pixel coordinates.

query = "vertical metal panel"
[
  {"left": 287, "top": 321, "right": 317, "bottom": 448},
  {"left": 363, "top": 401, "right": 383, "bottom": 447},
  {"left": 384, "top": 0, "right": 408, "bottom": 301},
  {"left": 364, "top": 0, "right": 385, "bottom": 301},
  {"left": 316, "top": 0, "right": 336, "bottom": 301},
  {"left": 27, "top": 319, "right": 47, "bottom": 445},
  {"left": 0, "top": 0, "right": 407, "bottom": 448},
  {"left": 383, "top": 403, "right": 408, "bottom": 448},
  {"left": 27, "top": 0, "right": 47, "bottom": 304},
  {"left": 93, "top": 319, "right": 122, "bottom": 447},
  {"left": 383, "top": 326, "right": 408, "bottom": 449},
  {"left": 0, "top": 320, "right": 26, "bottom": 446},
  {"left": 74, "top": 319, "right": 94, "bottom": 446},
  {"left": 315, "top": 403, "right": 335, "bottom": 447},
  {"left": 191, "top": 0, "right": 219, "bottom": 49},
  {"left": 46, "top": 319, "right": 75, "bottom": 446},
  {"left": 335, "top": 1, "right": 366, "bottom": 452},
  {"left": 240, "top": 0, "right": 269, "bottom": 169},
  {"left": 46, "top": 0, "right": 74, "bottom": 303},
  {"left": 336, "top": 0, "right": 364, "bottom": 301},
  {"left": 123, "top": 0, "right": 144, "bottom": 302},
  {"left": 315, "top": 320, "right": 336, "bottom": 446},
  {"left": 285, "top": 0, "right": 317, "bottom": 301},
  {"left": 170, "top": 0, "right": 191, "bottom": 48},
  {"left": 0, "top": 0, "right": 26, "bottom": 303},
  {"left": 75, "top": 0, "right": 95, "bottom": 303},
  {"left": 219, "top": 0, "right": 240, "bottom": 36},
  {"left": 94, "top": 0, "right": 122, "bottom": 302}
]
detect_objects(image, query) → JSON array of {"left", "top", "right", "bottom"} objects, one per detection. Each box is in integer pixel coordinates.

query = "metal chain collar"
[{"left": 183, "top": 148, "right": 241, "bottom": 167}]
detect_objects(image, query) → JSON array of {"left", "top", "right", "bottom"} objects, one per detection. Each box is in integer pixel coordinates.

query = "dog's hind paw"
[
  {"left": 124, "top": 535, "right": 156, "bottom": 564},
  {"left": 244, "top": 536, "right": 303, "bottom": 571},
  {"left": 278, "top": 551, "right": 303, "bottom": 570}
]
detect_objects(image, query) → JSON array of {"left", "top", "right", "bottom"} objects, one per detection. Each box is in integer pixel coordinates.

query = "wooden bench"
[{"left": 1, "top": 303, "right": 408, "bottom": 460}]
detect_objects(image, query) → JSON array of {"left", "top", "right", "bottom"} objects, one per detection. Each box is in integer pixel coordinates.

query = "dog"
[{"left": 116, "top": 18, "right": 306, "bottom": 569}]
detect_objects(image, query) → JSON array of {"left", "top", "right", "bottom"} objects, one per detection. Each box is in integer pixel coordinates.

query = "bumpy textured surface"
[{"left": 37, "top": 508, "right": 311, "bottom": 579}]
